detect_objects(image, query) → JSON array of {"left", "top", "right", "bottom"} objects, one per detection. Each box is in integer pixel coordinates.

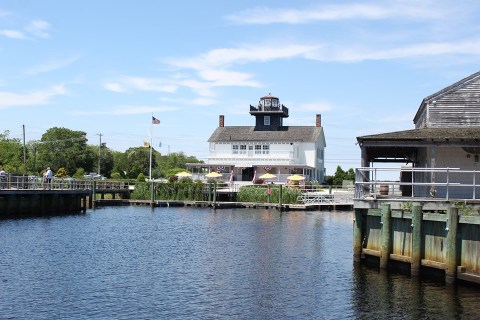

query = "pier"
[
  {"left": 0, "top": 176, "right": 134, "bottom": 218},
  {"left": 354, "top": 167, "right": 480, "bottom": 285}
]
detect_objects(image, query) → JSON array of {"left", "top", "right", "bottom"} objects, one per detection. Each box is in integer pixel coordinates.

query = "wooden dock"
[
  {"left": 354, "top": 202, "right": 480, "bottom": 285},
  {"left": 94, "top": 198, "right": 352, "bottom": 211},
  {"left": 0, "top": 189, "right": 91, "bottom": 218}
]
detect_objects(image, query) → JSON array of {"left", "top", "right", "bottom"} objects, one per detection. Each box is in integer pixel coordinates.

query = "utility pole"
[
  {"left": 22, "top": 125, "right": 27, "bottom": 176},
  {"left": 97, "top": 133, "right": 103, "bottom": 176}
]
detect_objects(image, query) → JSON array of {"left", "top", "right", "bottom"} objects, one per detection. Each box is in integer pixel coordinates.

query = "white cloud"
[
  {"left": 25, "top": 55, "right": 80, "bottom": 75},
  {"left": 225, "top": 1, "right": 445, "bottom": 25},
  {"left": 0, "top": 85, "right": 66, "bottom": 108},
  {"left": 0, "top": 19, "right": 51, "bottom": 40},
  {"left": 25, "top": 20, "right": 50, "bottom": 38},
  {"left": 72, "top": 105, "right": 176, "bottom": 116},
  {"left": 167, "top": 44, "right": 319, "bottom": 70},
  {"left": 0, "top": 29, "right": 27, "bottom": 39},
  {"left": 308, "top": 40, "right": 480, "bottom": 62},
  {"left": 105, "top": 76, "right": 178, "bottom": 93},
  {"left": 104, "top": 82, "right": 127, "bottom": 93},
  {"left": 198, "top": 69, "right": 262, "bottom": 87}
]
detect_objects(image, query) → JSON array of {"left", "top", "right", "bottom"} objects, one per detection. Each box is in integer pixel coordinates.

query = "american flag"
[{"left": 152, "top": 116, "right": 160, "bottom": 124}]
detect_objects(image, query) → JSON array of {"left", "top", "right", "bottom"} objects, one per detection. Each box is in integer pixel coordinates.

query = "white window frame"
[{"left": 264, "top": 116, "right": 270, "bottom": 126}]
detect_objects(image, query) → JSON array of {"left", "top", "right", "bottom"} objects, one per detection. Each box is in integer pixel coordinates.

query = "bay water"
[{"left": 0, "top": 207, "right": 479, "bottom": 319}]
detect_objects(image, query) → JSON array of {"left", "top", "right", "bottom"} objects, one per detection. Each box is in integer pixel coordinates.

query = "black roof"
[
  {"left": 357, "top": 127, "right": 480, "bottom": 142},
  {"left": 208, "top": 126, "right": 323, "bottom": 143}
]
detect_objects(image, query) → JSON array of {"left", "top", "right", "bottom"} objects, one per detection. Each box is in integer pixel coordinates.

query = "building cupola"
[{"left": 249, "top": 93, "right": 289, "bottom": 131}]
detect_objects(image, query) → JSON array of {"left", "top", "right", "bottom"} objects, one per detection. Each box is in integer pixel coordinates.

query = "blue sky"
[{"left": 1, "top": 0, "right": 480, "bottom": 175}]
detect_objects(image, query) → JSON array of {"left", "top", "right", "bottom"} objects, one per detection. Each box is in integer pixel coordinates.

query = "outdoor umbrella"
[
  {"left": 175, "top": 171, "right": 192, "bottom": 178},
  {"left": 259, "top": 173, "right": 277, "bottom": 179},
  {"left": 205, "top": 172, "right": 223, "bottom": 178},
  {"left": 287, "top": 174, "right": 305, "bottom": 181}
]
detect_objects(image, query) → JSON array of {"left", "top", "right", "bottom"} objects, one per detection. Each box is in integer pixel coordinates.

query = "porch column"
[
  {"left": 358, "top": 145, "right": 370, "bottom": 197},
  {"left": 430, "top": 145, "right": 436, "bottom": 197}
]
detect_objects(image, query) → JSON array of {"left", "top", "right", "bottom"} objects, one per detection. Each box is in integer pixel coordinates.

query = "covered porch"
[
  {"left": 186, "top": 163, "right": 316, "bottom": 184},
  {"left": 355, "top": 127, "right": 480, "bottom": 201}
]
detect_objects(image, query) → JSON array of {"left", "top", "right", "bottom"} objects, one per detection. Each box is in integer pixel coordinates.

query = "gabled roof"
[
  {"left": 413, "top": 71, "right": 480, "bottom": 123},
  {"left": 208, "top": 126, "right": 324, "bottom": 144}
]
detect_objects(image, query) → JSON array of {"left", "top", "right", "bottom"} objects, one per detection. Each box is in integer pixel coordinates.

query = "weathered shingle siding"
[{"left": 415, "top": 72, "right": 480, "bottom": 128}]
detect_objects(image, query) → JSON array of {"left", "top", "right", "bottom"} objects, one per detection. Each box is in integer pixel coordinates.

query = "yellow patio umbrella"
[
  {"left": 259, "top": 173, "right": 277, "bottom": 179},
  {"left": 205, "top": 172, "right": 223, "bottom": 178},
  {"left": 287, "top": 174, "right": 305, "bottom": 181},
  {"left": 175, "top": 171, "right": 192, "bottom": 177}
]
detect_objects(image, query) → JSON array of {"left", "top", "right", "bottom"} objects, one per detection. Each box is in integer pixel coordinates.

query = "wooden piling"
[
  {"left": 380, "top": 204, "right": 391, "bottom": 269},
  {"left": 411, "top": 205, "right": 423, "bottom": 277},
  {"left": 445, "top": 207, "right": 459, "bottom": 284},
  {"left": 353, "top": 208, "right": 364, "bottom": 262}
]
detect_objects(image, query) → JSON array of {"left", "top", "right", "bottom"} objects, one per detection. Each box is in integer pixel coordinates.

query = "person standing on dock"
[
  {"left": 0, "top": 168, "right": 6, "bottom": 189},
  {"left": 45, "top": 167, "right": 53, "bottom": 190}
]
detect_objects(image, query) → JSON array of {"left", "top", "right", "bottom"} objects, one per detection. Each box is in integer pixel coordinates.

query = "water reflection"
[{"left": 352, "top": 263, "right": 480, "bottom": 319}]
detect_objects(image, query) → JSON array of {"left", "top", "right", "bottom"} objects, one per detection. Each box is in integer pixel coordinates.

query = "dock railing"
[
  {"left": 355, "top": 167, "right": 480, "bottom": 200},
  {"left": 0, "top": 175, "right": 134, "bottom": 191}
]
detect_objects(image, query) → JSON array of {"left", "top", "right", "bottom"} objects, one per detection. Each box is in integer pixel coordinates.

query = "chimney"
[
  {"left": 219, "top": 115, "right": 225, "bottom": 127},
  {"left": 316, "top": 114, "right": 321, "bottom": 127}
]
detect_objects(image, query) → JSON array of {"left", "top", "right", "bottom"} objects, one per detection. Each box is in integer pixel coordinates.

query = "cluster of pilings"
[{"left": 354, "top": 203, "right": 480, "bottom": 285}]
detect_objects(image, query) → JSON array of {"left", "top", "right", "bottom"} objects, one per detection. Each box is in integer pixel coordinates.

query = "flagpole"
[{"left": 149, "top": 114, "right": 153, "bottom": 180}]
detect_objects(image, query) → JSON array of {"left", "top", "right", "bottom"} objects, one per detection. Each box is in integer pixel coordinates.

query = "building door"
[{"left": 242, "top": 167, "right": 254, "bottom": 181}]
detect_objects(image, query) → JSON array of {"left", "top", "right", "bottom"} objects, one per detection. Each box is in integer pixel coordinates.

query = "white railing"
[
  {"left": 355, "top": 167, "right": 480, "bottom": 200},
  {"left": 207, "top": 149, "right": 295, "bottom": 160}
]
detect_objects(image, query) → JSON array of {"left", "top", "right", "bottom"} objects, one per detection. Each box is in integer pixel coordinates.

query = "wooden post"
[
  {"left": 445, "top": 207, "right": 459, "bottom": 284},
  {"left": 380, "top": 204, "right": 391, "bottom": 269},
  {"left": 353, "top": 208, "right": 364, "bottom": 262},
  {"left": 150, "top": 181, "right": 155, "bottom": 207},
  {"left": 411, "top": 204, "right": 423, "bottom": 277},
  {"left": 278, "top": 184, "right": 283, "bottom": 210},
  {"left": 213, "top": 181, "right": 217, "bottom": 208},
  {"left": 92, "top": 180, "right": 97, "bottom": 209}
]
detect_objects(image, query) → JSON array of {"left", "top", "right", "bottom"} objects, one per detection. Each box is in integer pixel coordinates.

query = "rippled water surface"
[{"left": 1, "top": 207, "right": 479, "bottom": 319}]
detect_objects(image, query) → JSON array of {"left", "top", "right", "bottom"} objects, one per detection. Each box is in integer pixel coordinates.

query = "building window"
[
  {"left": 239, "top": 145, "right": 247, "bottom": 154},
  {"left": 255, "top": 145, "right": 262, "bottom": 154},
  {"left": 232, "top": 145, "right": 239, "bottom": 154},
  {"left": 263, "top": 145, "right": 269, "bottom": 154},
  {"left": 264, "top": 116, "right": 270, "bottom": 126}
]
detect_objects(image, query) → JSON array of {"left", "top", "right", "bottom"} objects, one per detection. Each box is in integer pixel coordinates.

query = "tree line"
[{"left": 0, "top": 127, "right": 203, "bottom": 179}]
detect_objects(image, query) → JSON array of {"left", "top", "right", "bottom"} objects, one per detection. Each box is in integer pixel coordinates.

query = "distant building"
[
  {"left": 356, "top": 71, "right": 480, "bottom": 198},
  {"left": 188, "top": 94, "right": 326, "bottom": 183}
]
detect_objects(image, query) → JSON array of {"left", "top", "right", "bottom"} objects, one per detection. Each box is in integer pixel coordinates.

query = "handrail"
[
  {"left": 0, "top": 175, "right": 134, "bottom": 191},
  {"left": 355, "top": 167, "right": 479, "bottom": 200}
]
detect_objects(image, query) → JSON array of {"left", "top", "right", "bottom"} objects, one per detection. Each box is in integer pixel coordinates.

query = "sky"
[{"left": 1, "top": 0, "right": 480, "bottom": 175}]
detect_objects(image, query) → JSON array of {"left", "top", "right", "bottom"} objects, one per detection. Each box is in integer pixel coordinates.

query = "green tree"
[
  {"left": 123, "top": 146, "right": 154, "bottom": 179},
  {"left": 36, "top": 127, "right": 95, "bottom": 175},
  {"left": 333, "top": 165, "right": 346, "bottom": 186},
  {"left": 87, "top": 144, "right": 114, "bottom": 178},
  {"left": 157, "top": 152, "right": 203, "bottom": 178},
  {"left": 331, "top": 166, "right": 356, "bottom": 186},
  {"left": 0, "top": 130, "right": 23, "bottom": 174}
]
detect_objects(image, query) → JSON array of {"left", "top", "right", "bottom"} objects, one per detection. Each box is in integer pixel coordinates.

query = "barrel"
[{"left": 380, "top": 184, "right": 389, "bottom": 195}]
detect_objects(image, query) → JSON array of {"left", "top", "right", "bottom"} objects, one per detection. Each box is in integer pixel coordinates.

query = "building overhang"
[{"left": 357, "top": 127, "right": 480, "bottom": 164}]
